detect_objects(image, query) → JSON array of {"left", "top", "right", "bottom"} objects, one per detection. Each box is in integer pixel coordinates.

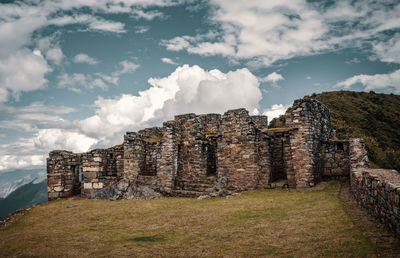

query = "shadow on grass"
[{"left": 127, "top": 235, "right": 165, "bottom": 243}]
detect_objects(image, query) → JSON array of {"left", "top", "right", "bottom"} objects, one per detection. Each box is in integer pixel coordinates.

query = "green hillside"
[{"left": 270, "top": 91, "right": 400, "bottom": 170}]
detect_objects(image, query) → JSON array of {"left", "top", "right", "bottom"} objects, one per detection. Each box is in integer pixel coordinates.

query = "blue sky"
[{"left": 0, "top": 0, "right": 400, "bottom": 172}]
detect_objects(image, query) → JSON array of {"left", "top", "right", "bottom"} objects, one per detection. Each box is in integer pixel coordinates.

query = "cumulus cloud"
[
  {"left": 33, "top": 129, "right": 98, "bottom": 153},
  {"left": 161, "top": 57, "right": 178, "bottom": 65},
  {"left": 260, "top": 72, "right": 285, "bottom": 83},
  {"left": 262, "top": 104, "right": 290, "bottom": 121},
  {"left": 336, "top": 69, "right": 400, "bottom": 93},
  {"left": 0, "top": 48, "right": 50, "bottom": 102},
  {"left": 77, "top": 65, "right": 262, "bottom": 143},
  {"left": 73, "top": 53, "right": 98, "bottom": 65}
]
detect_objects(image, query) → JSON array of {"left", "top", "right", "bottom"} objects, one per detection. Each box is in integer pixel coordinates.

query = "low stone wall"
[
  {"left": 320, "top": 140, "right": 350, "bottom": 178},
  {"left": 351, "top": 168, "right": 400, "bottom": 238}
]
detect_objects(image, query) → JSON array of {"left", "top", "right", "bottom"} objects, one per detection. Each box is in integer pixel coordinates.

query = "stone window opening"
[
  {"left": 337, "top": 142, "right": 344, "bottom": 151},
  {"left": 78, "top": 166, "right": 82, "bottom": 182},
  {"left": 109, "top": 153, "right": 114, "bottom": 159}
]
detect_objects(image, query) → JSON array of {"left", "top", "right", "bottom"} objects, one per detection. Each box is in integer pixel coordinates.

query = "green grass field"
[{"left": 1, "top": 182, "right": 399, "bottom": 257}]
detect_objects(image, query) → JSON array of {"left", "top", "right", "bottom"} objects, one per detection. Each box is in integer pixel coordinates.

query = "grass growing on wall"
[{"left": 1, "top": 182, "right": 399, "bottom": 256}]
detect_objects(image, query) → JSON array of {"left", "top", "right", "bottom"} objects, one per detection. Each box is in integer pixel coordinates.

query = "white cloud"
[
  {"left": 57, "top": 60, "right": 139, "bottom": 92},
  {"left": 0, "top": 102, "right": 75, "bottom": 132},
  {"left": 77, "top": 65, "right": 262, "bottom": 143},
  {"left": 0, "top": 155, "right": 45, "bottom": 171},
  {"left": 162, "top": 0, "right": 400, "bottom": 67},
  {"left": 130, "top": 9, "right": 164, "bottom": 20},
  {"left": 33, "top": 129, "right": 98, "bottom": 153},
  {"left": 161, "top": 57, "right": 178, "bottom": 65},
  {"left": 0, "top": 48, "right": 50, "bottom": 102},
  {"left": 260, "top": 72, "right": 284, "bottom": 83},
  {"left": 336, "top": 69, "right": 400, "bottom": 93},
  {"left": 57, "top": 73, "right": 107, "bottom": 92},
  {"left": 73, "top": 53, "right": 98, "bottom": 65},
  {"left": 113, "top": 60, "right": 140, "bottom": 76},
  {"left": 306, "top": 76, "right": 312, "bottom": 80},
  {"left": 135, "top": 25, "right": 150, "bottom": 34},
  {"left": 49, "top": 14, "right": 127, "bottom": 33},
  {"left": 372, "top": 33, "right": 400, "bottom": 64},
  {"left": 262, "top": 104, "right": 290, "bottom": 121},
  {"left": 45, "top": 47, "right": 64, "bottom": 65}
]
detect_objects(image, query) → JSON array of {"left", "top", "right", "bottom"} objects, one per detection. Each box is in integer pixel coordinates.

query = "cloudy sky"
[{"left": 0, "top": 0, "right": 399, "bottom": 172}]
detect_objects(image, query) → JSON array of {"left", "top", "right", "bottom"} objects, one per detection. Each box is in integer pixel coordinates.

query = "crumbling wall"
[
  {"left": 285, "top": 98, "right": 333, "bottom": 188},
  {"left": 320, "top": 140, "right": 350, "bottom": 177},
  {"left": 47, "top": 151, "right": 81, "bottom": 200},
  {"left": 81, "top": 145, "right": 124, "bottom": 198}
]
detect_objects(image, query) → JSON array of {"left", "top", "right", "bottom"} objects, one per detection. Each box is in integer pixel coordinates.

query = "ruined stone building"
[{"left": 47, "top": 98, "right": 356, "bottom": 200}]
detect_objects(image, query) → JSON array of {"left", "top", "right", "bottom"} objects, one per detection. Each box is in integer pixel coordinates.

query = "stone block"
[
  {"left": 53, "top": 186, "right": 64, "bottom": 192},
  {"left": 84, "top": 183, "right": 93, "bottom": 189},
  {"left": 93, "top": 182, "right": 104, "bottom": 189},
  {"left": 84, "top": 171, "right": 98, "bottom": 179}
]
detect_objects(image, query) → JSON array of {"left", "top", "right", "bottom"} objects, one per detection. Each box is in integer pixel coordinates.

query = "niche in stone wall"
[
  {"left": 139, "top": 139, "right": 161, "bottom": 176},
  {"left": 204, "top": 137, "right": 217, "bottom": 176},
  {"left": 71, "top": 165, "right": 81, "bottom": 195}
]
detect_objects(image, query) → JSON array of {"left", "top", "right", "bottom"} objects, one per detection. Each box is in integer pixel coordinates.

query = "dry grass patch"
[{"left": 0, "top": 182, "right": 399, "bottom": 257}]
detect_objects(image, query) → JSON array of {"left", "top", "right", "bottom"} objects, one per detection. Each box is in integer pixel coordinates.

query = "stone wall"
[
  {"left": 217, "top": 109, "right": 260, "bottom": 191},
  {"left": 349, "top": 137, "right": 400, "bottom": 238},
  {"left": 285, "top": 98, "right": 333, "bottom": 188},
  {"left": 48, "top": 98, "right": 367, "bottom": 201},
  {"left": 320, "top": 140, "right": 350, "bottom": 178},
  {"left": 80, "top": 145, "right": 123, "bottom": 198},
  {"left": 351, "top": 169, "right": 400, "bottom": 238},
  {"left": 47, "top": 151, "right": 81, "bottom": 201}
]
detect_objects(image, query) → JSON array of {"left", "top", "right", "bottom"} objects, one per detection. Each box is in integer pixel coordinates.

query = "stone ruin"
[
  {"left": 47, "top": 96, "right": 400, "bottom": 238},
  {"left": 47, "top": 97, "right": 354, "bottom": 200}
]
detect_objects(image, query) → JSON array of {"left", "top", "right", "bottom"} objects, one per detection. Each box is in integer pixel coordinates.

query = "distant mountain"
[
  {"left": 270, "top": 91, "right": 400, "bottom": 171},
  {"left": 0, "top": 179, "right": 47, "bottom": 218},
  {"left": 0, "top": 168, "right": 46, "bottom": 198}
]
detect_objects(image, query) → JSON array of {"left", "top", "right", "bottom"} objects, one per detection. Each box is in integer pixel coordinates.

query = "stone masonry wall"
[
  {"left": 258, "top": 128, "right": 296, "bottom": 188},
  {"left": 217, "top": 109, "right": 260, "bottom": 191},
  {"left": 81, "top": 145, "right": 124, "bottom": 198},
  {"left": 48, "top": 98, "right": 364, "bottom": 201},
  {"left": 320, "top": 140, "right": 350, "bottom": 178},
  {"left": 47, "top": 151, "right": 81, "bottom": 201},
  {"left": 285, "top": 98, "right": 333, "bottom": 188},
  {"left": 351, "top": 168, "right": 400, "bottom": 238}
]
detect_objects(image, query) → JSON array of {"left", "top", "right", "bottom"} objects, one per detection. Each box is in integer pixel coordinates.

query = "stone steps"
[
  {"left": 175, "top": 182, "right": 214, "bottom": 192},
  {"left": 170, "top": 189, "right": 205, "bottom": 198}
]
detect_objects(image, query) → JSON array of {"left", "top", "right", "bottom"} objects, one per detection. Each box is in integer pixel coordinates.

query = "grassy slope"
[
  {"left": 313, "top": 91, "right": 400, "bottom": 150},
  {"left": 1, "top": 182, "right": 399, "bottom": 257}
]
